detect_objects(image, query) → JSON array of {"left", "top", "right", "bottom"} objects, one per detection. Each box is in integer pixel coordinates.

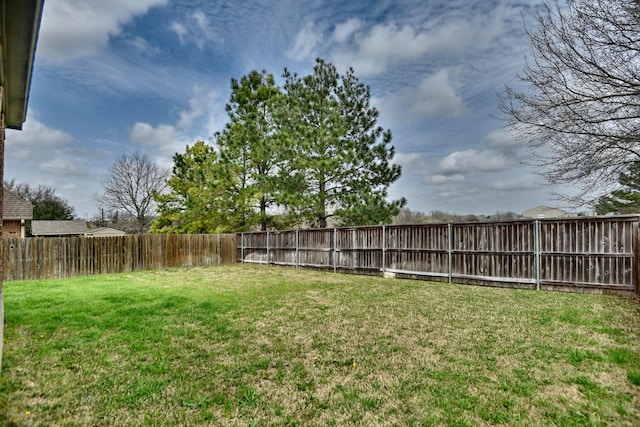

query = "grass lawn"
[{"left": 1, "top": 265, "right": 639, "bottom": 426}]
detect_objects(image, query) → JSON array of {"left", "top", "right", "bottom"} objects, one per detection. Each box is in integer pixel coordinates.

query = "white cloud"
[
  {"left": 286, "top": 21, "right": 322, "bottom": 62},
  {"left": 191, "top": 10, "right": 211, "bottom": 32},
  {"left": 436, "top": 149, "right": 511, "bottom": 175},
  {"left": 379, "top": 69, "right": 465, "bottom": 122},
  {"left": 177, "top": 86, "right": 224, "bottom": 132},
  {"left": 126, "top": 35, "right": 160, "bottom": 55},
  {"left": 169, "top": 9, "right": 220, "bottom": 50},
  {"left": 39, "top": 158, "right": 86, "bottom": 175},
  {"left": 484, "top": 128, "right": 520, "bottom": 150},
  {"left": 394, "top": 152, "right": 427, "bottom": 171},
  {"left": 170, "top": 21, "right": 187, "bottom": 44},
  {"left": 5, "top": 117, "right": 73, "bottom": 149},
  {"left": 191, "top": 10, "right": 215, "bottom": 49},
  {"left": 5, "top": 117, "right": 91, "bottom": 193},
  {"left": 5, "top": 116, "right": 75, "bottom": 164},
  {"left": 421, "top": 11, "right": 504, "bottom": 55},
  {"left": 332, "top": 18, "right": 363, "bottom": 43},
  {"left": 428, "top": 174, "right": 466, "bottom": 184},
  {"left": 408, "top": 70, "right": 465, "bottom": 118},
  {"left": 129, "top": 85, "right": 225, "bottom": 167},
  {"left": 39, "top": 0, "right": 168, "bottom": 61},
  {"left": 129, "top": 122, "right": 191, "bottom": 166},
  {"left": 481, "top": 127, "right": 530, "bottom": 165},
  {"left": 192, "top": 10, "right": 209, "bottom": 30},
  {"left": 44, "top": 50, "right": 203, "bottom": 105},
  {"left": 333, "top": 22, "right": 431, "bottom": 75},
  {"left": 332, "top": 12, "right": 504, "bottom": 76},
  {"left": 130, "top": 122, "right": 179, "bottom": 147},
  {"left": 490, "top": 174, "right": 543, "bottom": 191}
]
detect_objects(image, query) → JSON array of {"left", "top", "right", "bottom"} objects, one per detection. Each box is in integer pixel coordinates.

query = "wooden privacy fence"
[
  {"left": 238, "top": 216, "right": 640, "bottom": 297},
  {"left": 2, "top": 234, "right": 237, "bottom": 281}
]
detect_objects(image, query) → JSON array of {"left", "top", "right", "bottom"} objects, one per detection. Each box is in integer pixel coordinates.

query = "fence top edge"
[{"left": 235, "top": 214, "right": 640, "bottom": 236}]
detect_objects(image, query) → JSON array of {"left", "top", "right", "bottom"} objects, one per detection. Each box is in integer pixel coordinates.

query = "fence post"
[
  {"left": 296, "top": 229, "right": 299, "bottom": 269},
  {"left": 382, "top": 225, "right": 386, "bottom": 275},
  {"left": 447, "top": 223, "right": 452, "bottom": 283},
  {"left": 534, "top": 220, "right": 541, "bottom": 291},
  {"left": 333, "top": 228, "right": 337, "bottom": 273},
  {"left": 635, "top": 218, "right": 640, "bottom": 299},
  {"left": 266, "top": 231, "right": 270, "bottom": 266},
  {"left": 240, "top": 233, "right": 244, "bottom": 264}
]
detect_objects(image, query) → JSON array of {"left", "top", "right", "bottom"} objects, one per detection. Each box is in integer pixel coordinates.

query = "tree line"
[{"left": 151, "top": 59, "right": 405, "bottom": 233}]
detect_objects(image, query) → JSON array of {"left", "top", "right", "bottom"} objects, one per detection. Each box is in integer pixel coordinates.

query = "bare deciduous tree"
[
  {"left": 499, "top": 0, "right": 640, "bottom": 203},
  {"left": 97, "top": 151, "right": 170, "bottom": 233}
]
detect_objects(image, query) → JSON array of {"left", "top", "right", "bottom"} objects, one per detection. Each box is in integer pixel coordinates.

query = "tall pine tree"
[
  {"left": 152, "top": 141, "right": 253, "bottom": 233},
  {"left": 154, "top": 60, "right": 405, "bottom": 232},
  {"left": 280, "top": 58, "right": 405, "bottom": 227},
  {"left": 217, "top": 70, "right": 283, "bottom": 231}
]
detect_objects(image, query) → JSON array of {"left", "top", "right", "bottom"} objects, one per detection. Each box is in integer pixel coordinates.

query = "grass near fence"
[{"left": 1, "top": 265, "right": 639, "bottom": 426}]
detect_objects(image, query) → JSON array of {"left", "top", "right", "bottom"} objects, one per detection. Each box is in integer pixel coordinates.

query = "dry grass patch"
[{"left": 1, "top": 264, "right": 639, "bottom": 426}]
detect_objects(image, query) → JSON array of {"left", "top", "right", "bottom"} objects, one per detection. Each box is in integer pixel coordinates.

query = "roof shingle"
[
  {"left": 31, "top": 220, "right": 89, "bottom": 236},
  {"left": 3, "top": 191, "right": 33, "bottom": 220}
]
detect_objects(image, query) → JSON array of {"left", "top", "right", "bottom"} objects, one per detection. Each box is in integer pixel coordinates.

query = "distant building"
[
  {"left": 31, "top": 220, "right": 127, "bottom": 237},
  {"left": 85, "top": 227, "right": 127, "bottom": 237},
  {"left": 521, "top": 205, "right": 567, "bottom": 219},
  {"left": 31, "top": 220, "right": 89, "bottom": 237},
  {"left": 3, "top": 191, "right": 33, "bottom": 238}
]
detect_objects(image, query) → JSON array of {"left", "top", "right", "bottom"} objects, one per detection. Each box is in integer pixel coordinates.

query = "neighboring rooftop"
[
  {"left": 521, "top": 205, "right": 568, "bottom": 219},
  {"left": 31, "top": 220, "right": 90, "bottom": 236},
  {"left": 3, "top": 190, "right": 33, "bottom": 220},
  {"left": 85, "top": 227, "right": 127, "bottom": 237},
  {"left": 31, "top": 220, "right": 128, "bottom": 237}
]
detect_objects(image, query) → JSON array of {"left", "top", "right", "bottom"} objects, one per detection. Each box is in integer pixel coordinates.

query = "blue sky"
[{"left": 6, "top": 0, "right": 573, "bottom": 219}]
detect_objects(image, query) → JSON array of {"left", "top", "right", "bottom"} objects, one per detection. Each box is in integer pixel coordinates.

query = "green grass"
[{"left": 1, "top": 264, "right": 639, "bottom": 426}]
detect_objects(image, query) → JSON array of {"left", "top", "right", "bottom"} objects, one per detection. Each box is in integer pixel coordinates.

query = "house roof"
[
  {"left": 521, "top": 205, "right": 567, "bottom": 219},
  {"left": 3, "top": 190, "right": 33, "bottom": 220},
  {"left": 31, "top": 220, "right": 90, "bottom": 236},
  {"left": 86, "top": 227, "right": 127, "bottom": 237},
  {"left": 1, "top": 0, "right": 45, "bottom": 129}
]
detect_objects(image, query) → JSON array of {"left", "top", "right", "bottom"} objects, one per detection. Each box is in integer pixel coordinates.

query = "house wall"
[
  {"left": 1, "top": 86, "right": 5, "bottom": 370},
  {"left": 3, "top": 220, "right": 22, "bottom": 239}
]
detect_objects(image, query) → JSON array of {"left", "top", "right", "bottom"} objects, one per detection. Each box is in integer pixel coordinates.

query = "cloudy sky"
[{"left": 6, "top": 0, "right": 576, "bottom": 219}]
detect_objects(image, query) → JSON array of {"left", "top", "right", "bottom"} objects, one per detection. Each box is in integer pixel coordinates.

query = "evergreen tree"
[
  {"left": 154, "top": 59, "right": 405, "bottom": 232},
  {"left": 217, "top": 70, "right": 283, "bottom": 231},
  {"left": 280, "top": 58, "right": 405, "bottom": 227},
  {"left": 595, "top": 162, "right": 640, "bottom": 214},
  {"left": 152, "top": 141, "right": 252, "bottom": 233}
]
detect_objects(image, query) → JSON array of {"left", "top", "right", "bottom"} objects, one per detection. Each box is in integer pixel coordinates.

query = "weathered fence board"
[
  {"left": 238, "top": 216, "right": 639, "bottom": 297},
  {"left": 2, "top": 234, "right": 237, "bottom": 281}
]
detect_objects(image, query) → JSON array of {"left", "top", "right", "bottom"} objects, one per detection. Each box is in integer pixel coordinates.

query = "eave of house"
[{"left": 0, "top": 0, "right": 45, "bottom": 130}]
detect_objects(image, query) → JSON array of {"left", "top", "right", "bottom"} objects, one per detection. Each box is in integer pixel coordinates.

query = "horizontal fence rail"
[
  {"left": 3, "top": 234, "right": 237, "bottom": 281},
  {"left": 239, "top": 216, "right": 639, "bottom": 297}
]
